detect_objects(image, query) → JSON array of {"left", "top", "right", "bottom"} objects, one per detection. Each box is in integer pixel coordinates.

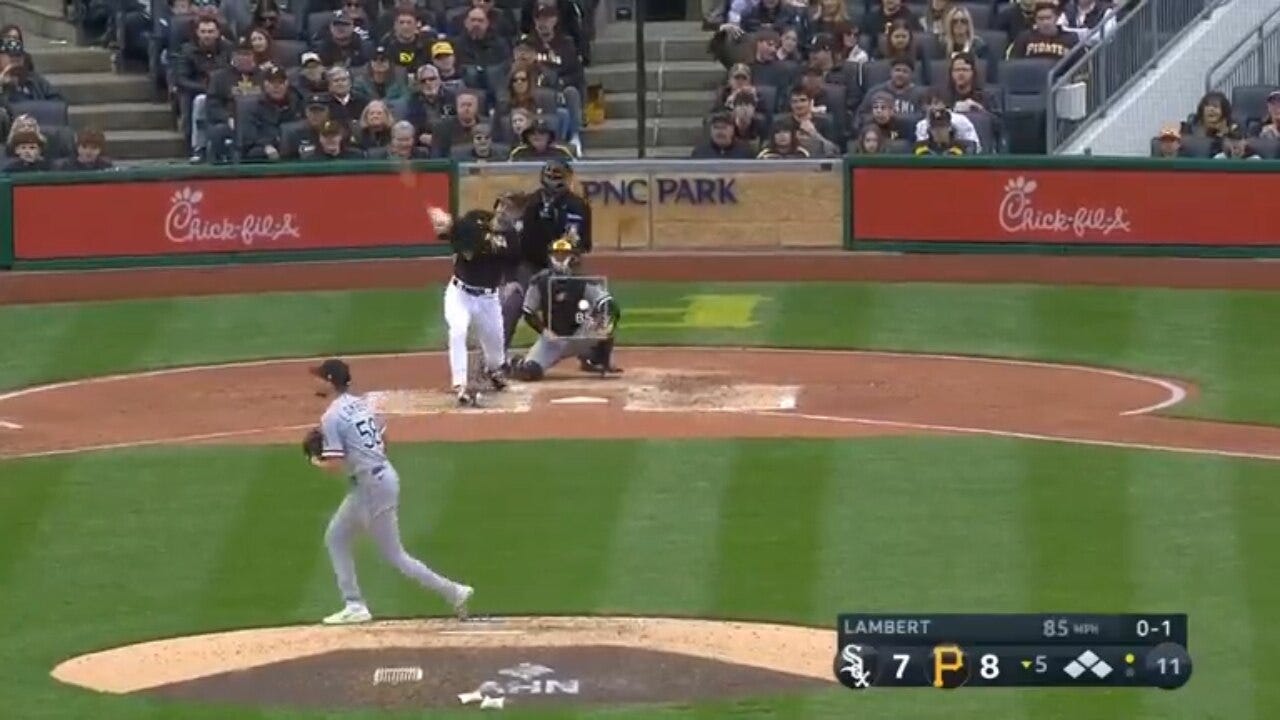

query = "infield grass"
[{"left": 1, "top": 281, "right": 1278, "bottom": 719}]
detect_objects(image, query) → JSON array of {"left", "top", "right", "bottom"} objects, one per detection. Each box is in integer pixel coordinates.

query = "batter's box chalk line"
[
  {"left": 372, "top": 666, "right": 423, "bottom": 685},
  {"left": 459, "top": 681, "right": 507, "bottom": 709}
]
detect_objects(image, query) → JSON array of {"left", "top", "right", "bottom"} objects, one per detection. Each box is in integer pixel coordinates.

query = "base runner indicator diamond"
[
  {"left": 1064, "top": 661, "right": 1086, "bottom": 679},
  {"left": 1091, "top": 660, "right": 1113, "bottom": 678}
]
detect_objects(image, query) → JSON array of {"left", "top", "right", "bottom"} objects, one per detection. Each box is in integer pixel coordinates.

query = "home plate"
[{"left": 550, "top": 396, "right": 610, "bottom": 405}]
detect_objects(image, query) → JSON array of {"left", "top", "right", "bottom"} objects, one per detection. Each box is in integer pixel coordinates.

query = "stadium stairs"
[
  {"left": 0, "top": 0, "right": 187, "bottom": 159},
  {"left": 1062, "top": 0, "right": 1280, "bottom": 155}
]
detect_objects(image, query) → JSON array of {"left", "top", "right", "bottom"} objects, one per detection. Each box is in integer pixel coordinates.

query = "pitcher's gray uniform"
[
  {"left": 320, "top": 392, "right": 468, "bottom": 612},
  {"left": 520, "top": 270, "right": 613, "bottom": 371}
]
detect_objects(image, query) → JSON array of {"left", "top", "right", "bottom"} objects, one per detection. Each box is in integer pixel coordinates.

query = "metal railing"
[
  {"left": 1205, "top": 4, "right": 1280, "bottom": 93},
  {"left": 1046, "top": 0, "right": 1226, "bottom": 153}
]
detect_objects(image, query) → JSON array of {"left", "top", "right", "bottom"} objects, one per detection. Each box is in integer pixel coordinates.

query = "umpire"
[{"left": 500, "top": 157, "right": 593, "bottom": 348}]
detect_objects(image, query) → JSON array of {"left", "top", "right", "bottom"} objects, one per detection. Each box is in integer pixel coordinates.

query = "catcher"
[
  {"left": 510, "top": 237, "right": 622, "bottom": 381},
  {"left": 429, "top": 194, "right": 526, "bottom": 406}
]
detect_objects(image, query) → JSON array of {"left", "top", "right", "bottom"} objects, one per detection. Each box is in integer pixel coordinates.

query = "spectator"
[
  {"left": 852, "top": 124, "right": 887, "bottom": 153},
  {"left": 406, "top": 63, "right": 457, "bottom": 148},
  {"left": 432, "top": 88, "right": 483, "bottom": 156},
  {"left": 875, "top": 18, "right": 920, "bottom": 63},
  {"left": 0, "top": 25, "right": 35, "bottom": 71},
  {"left": 780, "top": 86, "right": 838, "bottom": 156},
  {"left": 247, "top": 27, "right": 274, "bottom": 68},
  {"left": 808, "top": 35, "right": 848, "bottom": 87},
  {"left": 1063, "top": 0, "right": 1114, "bottom": 32},
  {"left": 293, "top": 52, "right": 329, "bottom": 100},
  {"left": 203, "top": 37, "right": 263, "bottom": 163},
  {"left": 728, "top": 92, "right": 767, "bottom": 148},
  {"left": 431, "top": 41, "right": 465, "bottom": 92},
  {"left": 692, "top": 112, "right": 755, "bottom": 158},
  {"left": 796, "top": 67, "right": 836, "bottom": 121},
  {"left": 244, "top": 65, "right": 303, "bottom": 161},
  {"left": 1182, "top": 91, "right": 1233, "bottom": 155},
  {"left": 283, "top": 93, "right": 334, "bottom": 159},
  {"left": 110, "top": 0, "right": 152, "bottom": 62},
  {"left": 355, "top": 46, "right": 408, "bottom": 100},
  {"left": 747, "top": 29, "right": 797, "bottom": 92},
  {"left": 1151, "top": 125, "right": 1182, "bottom": 158},
  {"left": 506, "top": 106, "right": 534, "bottom": 145},
  {"left": 512, "top": 36, "right": 561, "bottom": 88},
  {"left": 519, "top": 0, "right": 586, "bottom": 67},
  {"left": 938, "top": 7, "right": 989, "bottom": 61},
  {"left": 378, "top": 120, "right": 431, "bottom": 159},
  {"left": 452, "top": 122, "right": 508, "bottom": 161},
  {"left": 712, "top": 63, "right": 759, "bottom": 113},
  {"left": 921, "top": 0, "right": 954, "bottom": 36},
  {"left": 316, "top": 11, "right": 370, "bottom": 67},
  {"left": 4, "top": 129, "right": 48, "bottom": 172},
  {"left": 527, "top": 0, "right": 584, "bottom": 92},
  {"left": 913, "top": 108, "right": 966, "bottom": 154},
  {"left": 174, "top": 14, "right": 232, "bottom": 161},
  {"left": 383, "top": 8, "right": 433, "bottom": 72},
  {"left": 355, "top": 99, "right": 395, "bottom": 149},
  {"left": 339, "top": 0, "right": 374, "bottom": 42},
  {"left": 1254, "top": 90, "right": 1280, "bottom": 139},
  {"left": 508, "top": 117, "right": 573, "bottom": 160},
  {"left": 373, "top": 0, "right": 438, "bottom": 41},
  {"left": 756, "top": 118, "right": 810, "bottom": 157},
  {"left": 1214, "top": 126, "right": 1260, "bottom": 160},
  {"left": 501, "top": 63, "right": 541, "bottom": 116},
  {"left": 942, "top": 52, "right": 1001, "bottom": 114},
  {"left": 1008, "top": 2, "right": 1077, "bottom": 60},
  {"left": 55, "top": 128, "right": 114, "bottom": 171},
  {"left": 454, "top": 7, "right": 511, "bottom": 78},
  {"left": 451, "top": 0, "right": 516, "bottom": 39},
  {"left": 740, "top": 0, "right": 799, "bottom": 33},
  {"left": 859, "top": 91, "right": 913, "bottom": 141},
  {"left": 832, "top": 22, "right": 869, "bottom": 66},
  {"left": 326, "top": 66, "right": 370, "bottom": 124},
  {"left": 308, "top": 119, "right": 364, "bottom": 160},
  {"left": 995, "top": 0, "right": 1039, "bottom": 44},
  {"left": 861, "top": 0, "right": 919, "bottom": 50},
  {"left": 808, "top": 0, "right": 848, "bottom": 40},
  {"left": 915, "top": 89, "right": 978, "bottom": 151},
  {"left": 777, "top": 27, "right": 802, "bottom": 63},
  {"left": 0, "top": 38, "right": 60, "bottom": 104},
  {"left": 857, "top": 57, "right": 924, "bottom": 117},
  {"left": 251, "top": 0, "right": 293, "bottom": 40}
]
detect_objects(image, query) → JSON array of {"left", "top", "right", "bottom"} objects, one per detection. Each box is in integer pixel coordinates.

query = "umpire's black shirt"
[{"left": 519, "top": 190, "right": 592, "bottom": 270}]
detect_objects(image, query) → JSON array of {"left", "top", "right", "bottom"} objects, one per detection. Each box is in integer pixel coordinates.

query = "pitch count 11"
[{"left": 833, "top": 614, "right": 1191, "bottom": 690}]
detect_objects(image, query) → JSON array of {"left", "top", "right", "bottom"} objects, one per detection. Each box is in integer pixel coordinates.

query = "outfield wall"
[{"left": 2, "top": 156, "right": 1278, "bottom": 270}]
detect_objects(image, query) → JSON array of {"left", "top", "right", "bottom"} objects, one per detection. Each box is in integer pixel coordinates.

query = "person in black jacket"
[
  {"left": 453, "top": 7, "right": 511, "bottom": 92},
  {"left": 692, "top": 113, "right": 755, "bottom": 158},
  {"left": 243, "top": 66, "right": 304, "bottom": 160},
  {"left": 55, "top": 128, "right": 114, "bottom": 170},
  {"left": 173, "top": 14, "right": 232, "bottom": 158},
  {"left": 282, "top": 93, "right": 334, "bottom": 159},
  {"left": 526, "top": 1, "right": 583, "bottom": 91},
  {"left": 0, "top": 38, "right": 59, "bottom": 104},
  {"left": 202, "top": 37, "right": 262, "bottom": 163},
  {"left": 519, "top": 0, "right": 586, "bottom": 66},
  {"left": 4, "top": 129, "right": 50, "bottom": 172},
  {"left": 316, "top": 11, "right": 370, "bottom": 67},
  {"left": 406, "top": 63, "right": 457, "bottom": 149},
  {"left": 381, "top": 8, "right": 434, "bottom": 72},
  {"left": 307, "top": 119, "right": 365, "bottom": 160}
]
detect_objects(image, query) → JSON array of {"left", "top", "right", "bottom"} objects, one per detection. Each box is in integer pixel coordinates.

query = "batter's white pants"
[{"left": 444, "top": 278, "right": 505, "bottom": 388}]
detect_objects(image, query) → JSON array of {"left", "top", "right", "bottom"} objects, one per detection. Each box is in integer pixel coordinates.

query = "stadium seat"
[
  {"left": 307, "top": 10, "right": 336, "bottom": 41},
  {"left": 387, "top": 97, "right": 410, "bottom": 122},
  {"left": 1179, "top": 135, "right": 1213, "bottom": 157},
  {"left": 886, "top": 137, "right": 913, "bottom": 154},
  {"left": 961, "top": 109, "right": 999, "bottom": 153},
  {"left": 1251, "top": 136, "right": 1279, "bottom": 158},
  {"left": 959, "top": 2, "right": 991, "bottom": 29},
  {"left": 233, "top": 96, "right": 260, "bottom": 157},
  {"left": 532, "top": 87, "right": 558, "bottom": 114},
  {"left": 1001, "top": 58, "right": 1055, "bottom": 95},
  {"left": 270, "top": 39, "right": 308, "bottom": 69},
  {"left": 8, "top": 99, "right": 70, "bottom": 128},
  {"left": 1230, "top": 84, "right": 1279, "bottom": 126}
]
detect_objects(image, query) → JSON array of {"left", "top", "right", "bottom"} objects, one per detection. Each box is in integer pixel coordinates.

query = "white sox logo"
[
  {"left": 997, "top": 176, "right": 1131, "bottom": 239},
  {"left": 165, "top": 186, "right": 302, "bottom": 246},
  {"left": 837, "top": 644, "right": 873, "bottom": 689}
]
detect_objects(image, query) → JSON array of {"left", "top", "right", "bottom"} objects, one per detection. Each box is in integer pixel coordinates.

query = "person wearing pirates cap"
[{"left": 508, "top": 116, "right": 574, "bottom": 161}]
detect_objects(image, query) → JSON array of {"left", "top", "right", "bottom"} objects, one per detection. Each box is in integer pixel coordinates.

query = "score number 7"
[{"left": 892, "top": 653, "right": 911, "bottom": 680}]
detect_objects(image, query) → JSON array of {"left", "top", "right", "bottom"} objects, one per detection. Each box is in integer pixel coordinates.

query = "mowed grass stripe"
[
  {"left": 0, "top": 304, "right": 84, "bottom": 391},
  {"left": 1125, "top": 455, "right": 1257, "bottom": 719},
  {"left": 0, "top": 458, "right": 71, "bottom": 590},
  {"left": 1019, "top": 444, "right": 1140, "bottom": 718},
  {"left": 710, "top": 439, "right": 833, "bottom": 623},
  {"left": 596, "top": 440, "right": 731, "bottom": 616},
  {"left": 1233, "top": 461, "right": 1280, "bottom": 718},
  {"left": 427, "top": 440, "right": 639, "bottom": 614},
  {"left": 190, "top": 448, "right": 334, "bottom": 629}
]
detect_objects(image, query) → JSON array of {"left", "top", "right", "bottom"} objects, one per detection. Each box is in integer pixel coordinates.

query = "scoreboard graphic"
[{"left": 833, "top": 614, "right": 1191, "bottom": 690}]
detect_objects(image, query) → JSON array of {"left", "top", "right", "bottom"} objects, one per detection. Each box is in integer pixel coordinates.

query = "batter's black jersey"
[
  {"left": 444, "top": 210, "right": 519, "bottom": 289},
  {"left": 523, "top": 270, "right": 610, "bottom": 337},
  {"left": 519, "top": 191, "right": 592, "bottom": 270}
]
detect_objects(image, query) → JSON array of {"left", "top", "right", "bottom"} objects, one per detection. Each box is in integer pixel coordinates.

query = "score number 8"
[{"left": 979, "top": 654, "right": 1000, "bottom": 680}]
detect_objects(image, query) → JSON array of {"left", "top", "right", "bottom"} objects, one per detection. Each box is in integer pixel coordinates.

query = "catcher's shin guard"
[
  {"left": 580, "top": 337, "right": 622, "bottom": 374},
  {"left": 501, "top": 283, "right": 525, "bottom": 348},
  {"left": 511, "top": 359, "right": 545, "bottom": 381}
]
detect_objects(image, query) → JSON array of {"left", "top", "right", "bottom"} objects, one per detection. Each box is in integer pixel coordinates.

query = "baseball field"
[{"left": 1, "top": 254, "right": 1278, "bottom": 719}]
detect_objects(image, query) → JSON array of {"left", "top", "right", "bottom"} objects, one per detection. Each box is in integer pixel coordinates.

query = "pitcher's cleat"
[
  {"left": 322, "top": 602, "right": 372, "bottom": 625},
  {"left": 453, "top": 584, "right": 474, "bottom": 620}
]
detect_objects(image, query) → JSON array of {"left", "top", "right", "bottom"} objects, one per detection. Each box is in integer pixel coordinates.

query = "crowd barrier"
[{"left": 2, "top": 156, "right": 1279, "bottom": 270}]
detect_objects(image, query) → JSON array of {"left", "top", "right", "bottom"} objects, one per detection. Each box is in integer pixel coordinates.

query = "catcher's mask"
[
  {"left": 540, "top": 158, "right": 572, "bottom": 195},
  {"left": 549, "top": 237, "right": 576, "bottom": 273}
]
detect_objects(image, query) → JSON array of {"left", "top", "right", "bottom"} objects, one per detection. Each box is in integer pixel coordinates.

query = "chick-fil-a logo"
[
  {"left": 998, "top": 176, "right": 1131, "bottom": 238},
  {"left": 164, "top": 186, "right": 302, "bottom": 246}
]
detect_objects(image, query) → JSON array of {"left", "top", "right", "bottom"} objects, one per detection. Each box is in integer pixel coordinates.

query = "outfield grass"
[{"left": 1, "top": 281, "right": 1278, "bottom": 719}]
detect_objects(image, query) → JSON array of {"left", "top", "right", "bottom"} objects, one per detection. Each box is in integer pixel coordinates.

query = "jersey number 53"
[{"left": 355, "top": 419, "right": 385, "bottom": 450}]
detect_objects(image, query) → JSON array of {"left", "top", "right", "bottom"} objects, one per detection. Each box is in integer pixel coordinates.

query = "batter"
[{"left": 306, "top": 358, "right": 474, "bottom": 624}]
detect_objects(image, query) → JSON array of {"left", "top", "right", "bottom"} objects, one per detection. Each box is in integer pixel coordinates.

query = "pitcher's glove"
[{"left": 302, "top": 427, "right": 324, "bottom": 460}]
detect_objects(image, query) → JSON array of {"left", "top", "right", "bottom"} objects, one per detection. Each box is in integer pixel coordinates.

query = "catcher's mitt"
[{"left": 302, "top": 427, "right": 324, "bottom": 460}]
